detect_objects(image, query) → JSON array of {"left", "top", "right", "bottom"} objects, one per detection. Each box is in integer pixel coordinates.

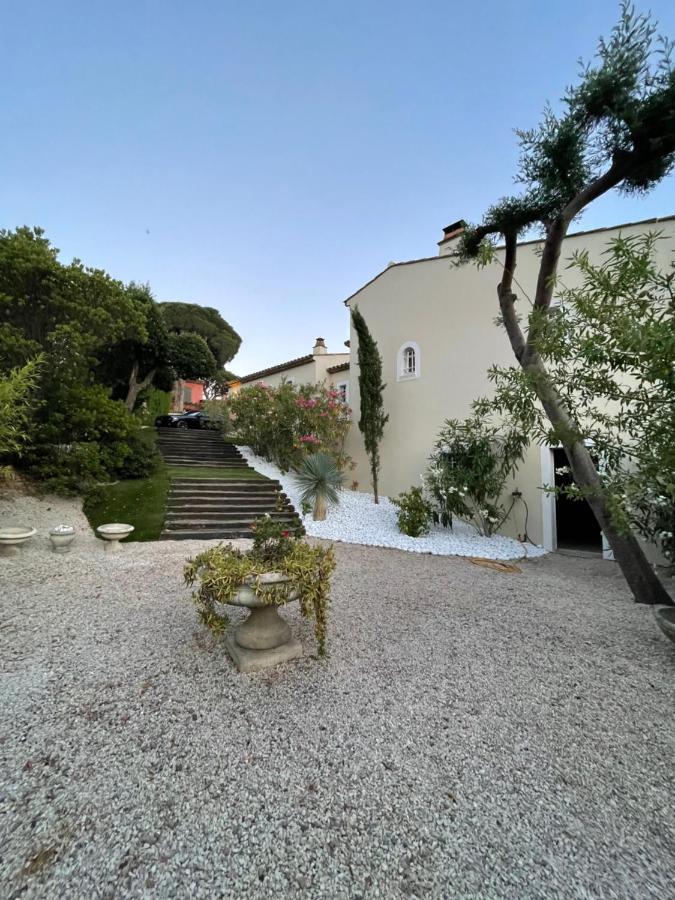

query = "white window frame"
[
  {"left": 396, "top": 341, "right": 420, "bottom": 381},
  {"left": 336, "top": 381, "right": 349, "bottom": 403}
]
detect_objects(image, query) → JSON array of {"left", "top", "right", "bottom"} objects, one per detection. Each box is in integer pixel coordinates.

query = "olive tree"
[{"left": 457, "top": 3, "right": 675, "bottom": 605}]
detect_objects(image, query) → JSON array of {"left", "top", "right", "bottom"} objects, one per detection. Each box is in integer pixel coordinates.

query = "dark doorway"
[{"left": 553, "top": 448, "right": 603, "bottom": 553}]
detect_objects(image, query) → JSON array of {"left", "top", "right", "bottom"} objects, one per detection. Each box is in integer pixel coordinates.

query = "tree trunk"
[
  {"left": 559, "top": 436, "right": 672, "bottom": 606},
  {"left": 496, "top": 236, "right": 671, "bottom": 607},
  {"left": 527, "top": 352, "right": 672, "bottom": 606},
  {"left": 125, "top": 362, "right": 155, "bottom": 412},
  {"left": 313, "top": 494, "right": 327, "bottom": 521},
  {"left": 372, "top": 462, "right": 379, "bottom": 504}
]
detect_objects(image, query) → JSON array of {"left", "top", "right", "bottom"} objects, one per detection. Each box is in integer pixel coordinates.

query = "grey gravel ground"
[{"left": 0, "top": 492, "right": 674, "bottom": 899}]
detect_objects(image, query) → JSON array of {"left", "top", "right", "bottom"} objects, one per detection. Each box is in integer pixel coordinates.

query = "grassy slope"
[
  {"left": 83, "top": 431, "right": 268, "bottom": 541},
  {"left": 83, "top": 468, "right": 171, "bottom": 542},
  {"left": 166, "top": 465, "right": 266, "bottom": 480}
]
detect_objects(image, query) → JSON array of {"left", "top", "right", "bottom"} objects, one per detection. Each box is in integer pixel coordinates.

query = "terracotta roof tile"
[
  {"left": 326, "top": 362, "right": 350, "bottom": 374},
  {"left": 239, "top": 354, "right": 314, "bottom": 384}
]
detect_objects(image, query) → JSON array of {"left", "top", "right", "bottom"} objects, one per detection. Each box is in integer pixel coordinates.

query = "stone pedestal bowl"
[
  {"left": 97, "top": 523, "right": 134, "bottom": 551},
  {"left": 0, "top": 526, "right": 37, "bottom": 557},
  {"left": 654, "top": 607, "right": 675, "bottom": 645},
  {"left": 49, "top": 525, "right": 76, "bottom": 553},
  {"left": 224, "top": 573, "right": 302, "bottom": 673}
]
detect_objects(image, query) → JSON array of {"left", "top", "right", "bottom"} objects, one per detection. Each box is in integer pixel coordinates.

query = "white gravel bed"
[
  {"left": 1, "top": 490, "right": 673, "bottom": 899},
  {"left": 239, "top": 447, "right": 547, "bottom": 560}
]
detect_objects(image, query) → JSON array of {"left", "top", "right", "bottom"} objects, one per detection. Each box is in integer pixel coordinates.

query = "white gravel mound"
[{"left": 239, "top": 447, "right": 547, "bottom": 561}]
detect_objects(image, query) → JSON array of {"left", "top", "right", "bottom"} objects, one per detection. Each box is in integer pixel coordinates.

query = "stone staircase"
[
  {"left": 156, "top": 429, "right": 246, "bottom": 468},
  {"left": 156, "top": 429, "right": 303, "bottom": 541}
]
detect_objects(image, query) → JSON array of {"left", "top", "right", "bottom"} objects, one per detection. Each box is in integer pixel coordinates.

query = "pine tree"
[{"left": 351, "top": 306, "right": 389, "bottom": 504}]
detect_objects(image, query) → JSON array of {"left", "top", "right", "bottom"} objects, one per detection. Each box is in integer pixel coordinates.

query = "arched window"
[{"left": 397, "top": 341, "right": 420, "bottom": 381}]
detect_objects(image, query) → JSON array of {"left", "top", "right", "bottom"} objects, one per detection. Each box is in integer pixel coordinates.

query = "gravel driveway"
[{"left": 1, "top": 493, "right": 673, "bottom": 899}]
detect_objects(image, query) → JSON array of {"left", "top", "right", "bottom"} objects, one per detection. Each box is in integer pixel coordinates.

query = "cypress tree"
[{"left": 351, "top": 306, "right": 388, "bottom": 503}]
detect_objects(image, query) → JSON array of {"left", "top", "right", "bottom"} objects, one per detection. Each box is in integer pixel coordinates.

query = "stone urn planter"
[
  {"left": 49, "top": 524, "right": 76, "bottom": 553},
  {"left": 184, "top": 518, "right": 335, "bottom": 671},
  {"left": 224, "top": 573, "right": 303, "bottom": 673},
  {"left": 97, "top": 523, "right": 134, "bottom": 551},
  {"left": 654, "top": 607, "right": 675, "bottom": 645},
  {"left": 0, "top": 526, "right": 37, "bottom": 557}
]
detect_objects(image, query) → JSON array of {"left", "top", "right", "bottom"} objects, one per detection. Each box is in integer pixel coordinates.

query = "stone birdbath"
[
  {"left": 49, "top": 524, "right": 76, "bottom": 553},
  {"left": 224, "top": 573, "right": 303, "bottom": 673},
  {"left": 97, "top": 523, "right": 134, "bottom": 551},
  {"left": 654, "top": 607, "right": 675, "bottom": 645},
  {"left": 0, "top": 526, "right": 37, "bottom": 557}
]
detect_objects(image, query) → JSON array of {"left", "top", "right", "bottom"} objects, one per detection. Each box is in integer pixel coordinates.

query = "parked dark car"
[
  {"left": 155, "top": 411, "right": 212, "bottom": 429},
  {"left": 154, "top": 413, "right": 181, "bottom": 428}
]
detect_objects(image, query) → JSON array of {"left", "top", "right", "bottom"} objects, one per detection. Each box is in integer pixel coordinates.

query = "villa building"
[
  {"left": 231, "top": 338, "right": 350, "bottom": 395},
  {"left": 342, "top": 215, "right": 675, "bottom": 557}
]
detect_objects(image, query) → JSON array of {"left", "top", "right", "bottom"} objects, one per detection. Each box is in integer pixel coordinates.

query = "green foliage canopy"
[{"left": 160, "top": 301, "right": 241, "bottom": 368}]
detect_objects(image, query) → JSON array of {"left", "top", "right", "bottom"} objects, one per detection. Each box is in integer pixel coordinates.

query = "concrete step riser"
[
  {"left": 171, "top": 480, "right": 278, "bottom": 487},
  {"left": 162, "top": 463, "right": 247, "bottom": 468},
  {"left": 169, "top": 485, "right": 275, "bottom": 491},
  {"left": 161, "top": 532, "right": 304, "bottom": 541},
  {"left": 164, "top": 519, "right": 300, "bottom": 530},
  {"left": 167, "top": 500, "right": 290, "bottom": 509},
  {"left": 165, "top": 511, "right": 299, "bottom": 520},
  {"left": 168, "top": 488, "right": 280, "bottom": 496},
  {"left": 160, "top": 452, "right": 244, "bottom": 458}
]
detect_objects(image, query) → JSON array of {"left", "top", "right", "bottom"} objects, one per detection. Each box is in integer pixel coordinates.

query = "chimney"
[
  {"left": 438, "top": 219, "right": 466, "bottom": 255},
  {"left": 313, "top": 337, "right": 327, "bottom": 355}
]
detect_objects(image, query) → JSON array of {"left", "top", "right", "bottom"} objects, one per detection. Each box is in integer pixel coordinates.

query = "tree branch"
[{"left": 497, "top": 233, "right": 528, "bottom": 362}]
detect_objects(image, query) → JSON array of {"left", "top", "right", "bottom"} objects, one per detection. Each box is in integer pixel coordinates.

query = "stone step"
[
  {"left": 162, "top": 453, "right": 248, "bottom": 469},
  {"left": 164, "top": 515, "right": 300, "bottom": 529},
  {"left": 172, "top": 477, "right": 277, "bottom": 485},
  {"left": 160, "top": 528, "right": 286, "bottom": 541},
  {"left": 157, "top": 437, "right": 233, "bottom": 444},
  {"left": 158, "top": 444, "right": 242, "bottom": 452},
  {"left": 157, "top": 438, "right": 239, "bottom": 445},
  {"left": 165, "top": 511, "right": 297, "bottom": 524},
  {"left": 169, "top": 483, "right": 279, "bottom": 492},
  {"left": 167, "top": 496, "right": 290, "bottom": 507},
  {"left": 162, "top": 461, "right": 248, "bottom": 468}
]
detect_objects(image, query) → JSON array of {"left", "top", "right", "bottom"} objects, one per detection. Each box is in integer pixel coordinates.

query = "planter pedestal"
[
  {"left": 223, "top": 575, "right": 303, "bottom": 673},
  {"left": 225, "top": 631, "right": 303, "bottom": 673}
]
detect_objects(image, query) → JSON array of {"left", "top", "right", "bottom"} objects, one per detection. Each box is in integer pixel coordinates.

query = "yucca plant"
[{"left": 294, "top": 452, "right": 344, "bottom": 521}]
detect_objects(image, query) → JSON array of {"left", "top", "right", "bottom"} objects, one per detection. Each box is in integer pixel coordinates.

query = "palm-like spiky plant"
[{"left": 294, "top": 452, "right": 344, "bottom": 521}]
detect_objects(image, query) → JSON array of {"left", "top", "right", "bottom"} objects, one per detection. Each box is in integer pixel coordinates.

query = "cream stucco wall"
[
  {"left": 345, "top": 217, "right": 675, "bottom": 545},
  {"left": 236, "top": 352, "right": 350, "bottom": 392}
]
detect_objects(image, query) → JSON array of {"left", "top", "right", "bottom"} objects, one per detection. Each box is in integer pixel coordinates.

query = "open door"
[{"left": 553, "top": 448, "right": 602, "bottom": 554}]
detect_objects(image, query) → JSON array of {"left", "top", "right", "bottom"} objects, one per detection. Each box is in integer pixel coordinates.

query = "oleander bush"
[
  {"left": 423, "top": 416, "right": 527, "bottom": 537},
  {"left": 227, "top": 381, "right": 352, "bottom": 472}
]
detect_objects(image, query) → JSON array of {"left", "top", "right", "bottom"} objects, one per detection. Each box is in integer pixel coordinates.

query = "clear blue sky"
[{"left": 2, "top": 1, "right": 674, "bottom": 374}]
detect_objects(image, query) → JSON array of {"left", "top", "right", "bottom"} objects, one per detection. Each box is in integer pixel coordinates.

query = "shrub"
[
  {"left": 144, "top": 387, "right": 172, "bottom": 421},
  {"left": 115, "top": 430, "right": 160, "bottom": 479},
  {"left": 0, "top": 356, "right": 42, "bottom": 462},
  {"left": 294, "top": 452, "right": 344, "bottom": 521},
  {"left": 24, "top": 384, "right": 158, "bottom": 492},
  {"left": 391, "top": 486, "right": 432, "bottom": 537},
  {"left": 423, "top": 416, "right": 527, "bottom": 537},
  {"left": 227, "top": 382, "right": 352, "bottom": 471}
]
